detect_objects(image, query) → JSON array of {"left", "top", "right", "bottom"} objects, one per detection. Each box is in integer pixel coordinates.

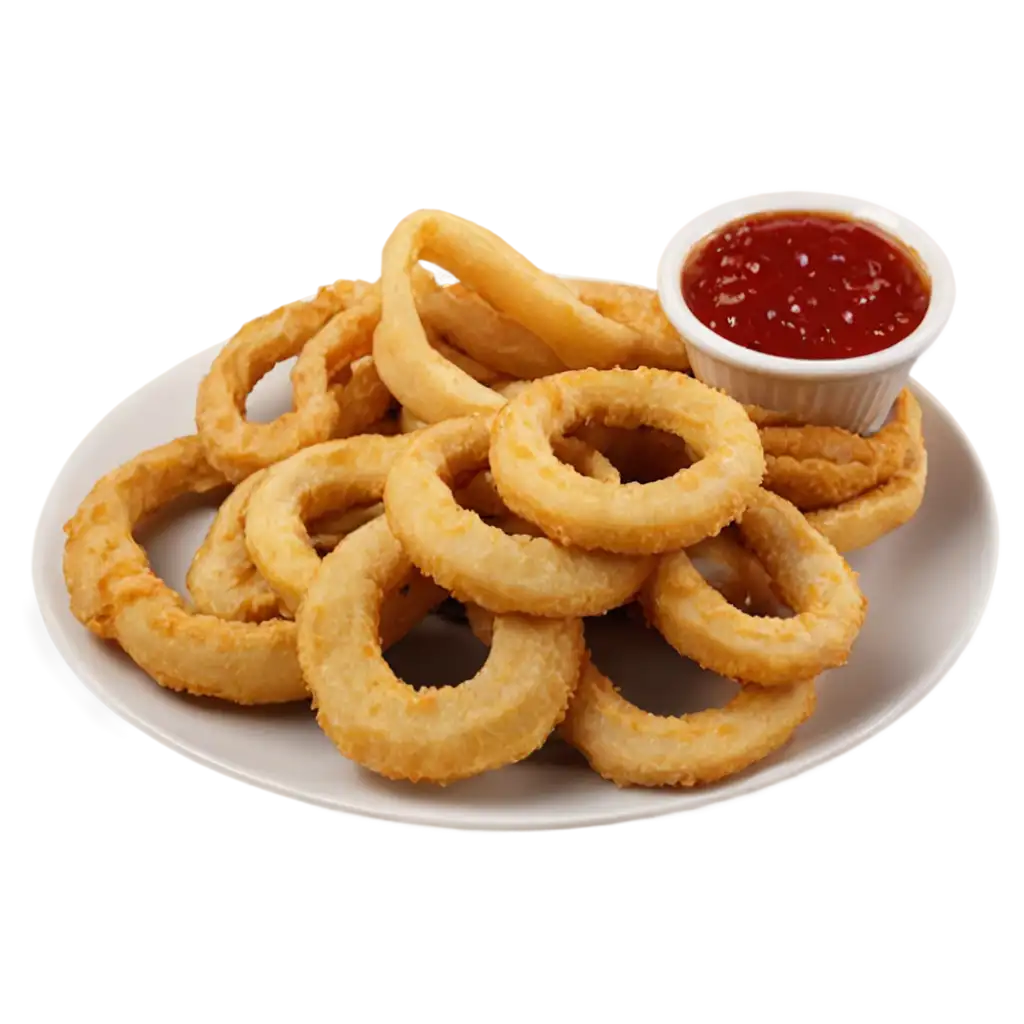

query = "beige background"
[{"left": 2, "top": 9, "right": 1024, "bottom": 1024}]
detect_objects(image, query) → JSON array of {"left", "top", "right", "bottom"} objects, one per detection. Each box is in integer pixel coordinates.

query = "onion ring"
[
  {"left": 560, "top": 659, "right": 816, "bottom": 788},
  {"left": 465, "top": 546, "right": 811, "bottom": 789},
  {"left": 187, "top": 482, "right": 389, "bottom": 623},
  {"left": 417, "top": 279, "right": 689, "bottom": 382},
  {"left": 196, "top": 280, "right": 389, "bottom": 482},
  {"left": 296, "top": 516, "right": 585, "bottom": 783},
  {"left": 428, "top": 335, "right": 511, "bottom": 388},
  {"left": 398, "top": 406, "right": 428, "bottom": 434},
  {"left": 63, "top": 436, "right": 304, "bottom": 702},
  {"left": 186, "top": 470, "right": 282, "bottom": 622},
  {"left": 759, "top": 389, "right": 915, "bottom": 510},
  {"left": 686, "top": 528, "right": 784, "bottom": 617},
  {"left": 328, "top": 355, "right": 395, "bottom": 440},
  {"left": 384, "top": 415, "right": 654, "bottom": 616},
  {"left": 64, "top": 436, "right": 224, "bottom": 639},
  {"left": 307, "top": 502, "right": 385, "bottom": 551},
  {"left": 564, "top": 280, "right": 689, "bottom": 371},
  {"left": 489, "top": 368, "right": 765, "bottom": 554},
  {"left": 643, "top": 488, "right": 866, "bottom": 686},
  {"left": 418, "top": 282, "right": 566, "bottom": 379},
  {"left": 287, "top": 296, "right": 385, "bottom": 443},
  {"left": 373, "top": 210, "right": 643, "bottom": 422},
  {"left": 243, "top": 429, "right": 506, "bottom": 616},
  {"left": 807, "top": 391, "right": 927, "bottom": 552},
  {"left": 244, "top": 433, "right": 413, "bottom": 615},
  {"left": 574, "top": 423, "right": 693, "bottom": 483},
  {"left": 63, "top": 436, "right": 440, "bottom": 703}
]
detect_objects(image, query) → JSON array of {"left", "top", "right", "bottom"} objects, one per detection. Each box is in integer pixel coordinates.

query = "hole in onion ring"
[
  {"left": 569, "top": 423, "right": 694, "bottom": 483},
  {"left": 687, "top": 529, "right": 795, "bottom": 621},
  {"left": 409, "top": 601, "right": 570, "bottom": 720},
  {"left": 382, "top": 611, "right": 489, "bottom": 691},
  {"left": 586, "top": 610, "right": 741, "bottom": 717},
  {"left": 244, "top": 356, "right": 299, "bottom": 423},
  {"left": 244, "top": 355, "right": 360, "bottom": 425},
  {"left": 135, "top": 488, "right": 231, "bottom": 597},
  {"left": 578, "top": 532, "right": 795, "bottom": 717}
]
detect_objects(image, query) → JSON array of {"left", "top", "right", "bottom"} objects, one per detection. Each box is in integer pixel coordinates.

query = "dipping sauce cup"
[{"left": 657, "top": 192, "right": 954, "bottom": 432}]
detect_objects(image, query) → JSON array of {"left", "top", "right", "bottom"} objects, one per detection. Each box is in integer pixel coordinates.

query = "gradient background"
[{"left": 2, "top": 9, "right": 1024, "bottom": 1024}]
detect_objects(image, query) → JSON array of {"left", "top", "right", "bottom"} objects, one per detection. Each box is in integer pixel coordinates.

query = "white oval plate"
[{"left": 34, "top": 347, "right": 997, "bottom": 829}]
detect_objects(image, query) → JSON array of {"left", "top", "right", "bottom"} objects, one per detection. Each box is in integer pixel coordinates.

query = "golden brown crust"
[
  {"left": 373, "top": 210, "right": 643, "bottom": 422},
  {"left": 560, "top": 659, "right": 816, "bottom": 788},
  {"left": 296, "top": 517, "right": 584, "bottom": 784},
  {"left": 244, "top": 433, "right": 414, "bottom": 614},
  {"left": 62, "top": 436, "right": 308, "bottom": 703},
  {"left": 61, "top": 206, "right": 913, "bottom": 788},
  {"left": 644, "top": 489, "right": 866, "bottom": 686},
  {"left": 63, "top": 436, "right": 437, "bottom": 703},
  {"left": 489, "top": 368, "right": 765, "bottom": 554},
  {"left": 196, "top": 281, "right": 385, "bottom": 482},
  {"left": 418, "top": 282, "right": 566, "bottom": 380},
  {"left": 564, "top": 280, "right": 690, "bottom": 372},
  {"left": 760, "top": 390, "right": 915, "bottom": 510},
  {"left": 185, "top": 470, "right": 284, "bottom": 622},
  {"left": 384, "top": 415, "right": 654, "bottom": 616},
  {"left": 808, "top": 392, "right": 927, "bottom": 552}
]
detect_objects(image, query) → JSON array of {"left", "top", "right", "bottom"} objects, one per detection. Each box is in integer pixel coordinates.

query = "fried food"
[
  {"left": 196, "top": 281, "right": 388, "bottom": 482},
  {"left": 328, "top": 354, "right": 395, "bottom": 440},
  {"left": 398, "top": 406, "right": 428, "bottom": 434},
  {"left": 685, "top": 528, "right": 782, "bottom": 616},
  {"left": 759, "top": 389, "right": 916, "bottom": 510},
  {"left": 63, "top": 436, "right": 306, "bottom": 703},
  {"left": 489, "top": 368, "right": 765, "bottom": 554},
  {"left": 417, "top": 279, "right": 690, "bottom": 380},
  {"left": 644, "top": 489, "right": 866, "bottom": 686},
  {"left": 384, "top": 414, "right": 654, "bottom": 616},
  {"left": 468, "top": 536, "right": 812, "bottom": 789},
  {"left": 306, "top": 502, "right": 385, "bottom": 551},
  {"left": 243, "top": 430, "right": 508, "bottom": 617},
  {"left": 186, "top": 470, "right": 282, "bottom": 622},
  {"left": 807, "top": 391, "right": 927, "bottom": 552},
  {"left": 61, "top": 205, "right": 930, "bottom": 794},
  {"left": 418, "top": 282, "right": 566, "bottom": 379},
  {"left": 187, "top": 478, "right": 387, "bottom": 622},
  {"left": 428, "top": 335, "right": 511, "bottom": 388},
  {"left": 574, "top": 423, "right": 693, "bottom": 483},
  {"left": 373, "top": 210, "right": 644, "bottom": 422},
  {"left": 296, "top": 516, "right": 584, "bottom": 783},
  {"left": 563, "top": 279, "right": 689, "bottom": 371},
  {"left": 244, "top": 433, "right": 413, "bottom": 615},
  {"left": 63, "top": 436, "right": 440, "bottom": 704},
  {"left": 560, "top": 660, "right": 816, "bottom": 788}
]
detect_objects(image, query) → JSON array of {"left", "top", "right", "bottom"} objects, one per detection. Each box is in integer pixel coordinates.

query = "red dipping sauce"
[{"left": 681, "top": 211, "right": 931, "bottom": 360}]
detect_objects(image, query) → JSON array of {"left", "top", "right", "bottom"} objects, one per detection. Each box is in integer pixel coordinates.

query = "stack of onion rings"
[
  {"left": 196, "top": 280, "right": 385, "bottom": 482},
  {"left": 755, "top": 389, "right": 917, "bottom": 511},
  {"left": 807, "top": 390, "right": 927, "bottom": 552},
  {"left": 65, "top": 436, "right": 442, "bottom": 703},
  {"left": 63, "top": 206, "right": 930, "bottom": 793},
  {"left": 384, "top": 414, "right": 655, "bottom": 616}
]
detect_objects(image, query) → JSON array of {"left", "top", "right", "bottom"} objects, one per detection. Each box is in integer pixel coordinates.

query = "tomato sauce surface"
[{"left": 681, "top": 211, "right": 930, "bottom": 360}]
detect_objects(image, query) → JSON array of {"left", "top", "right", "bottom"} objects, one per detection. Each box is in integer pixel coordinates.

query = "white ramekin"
[{"left": 656, "top": 191, "right": 955, "bottom": 433}]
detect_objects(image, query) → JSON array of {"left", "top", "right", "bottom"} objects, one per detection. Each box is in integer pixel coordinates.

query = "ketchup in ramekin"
[
  {"left": 656, "top": 193, "right": 954, "bottom": 433},
  {"left": 680, "top": 211, "right": 931, "bottom": 361}
]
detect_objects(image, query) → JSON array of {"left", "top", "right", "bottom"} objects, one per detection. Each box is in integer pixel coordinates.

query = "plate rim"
[{"left": 32, "top": 348, "right": 1000, "bottom": 830}]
